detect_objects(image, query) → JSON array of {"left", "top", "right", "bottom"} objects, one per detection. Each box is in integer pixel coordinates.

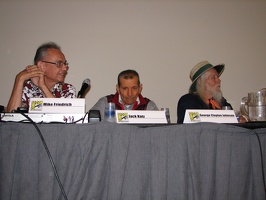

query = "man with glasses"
[
  {"left": 91, "top": 69, "right": 158, "bottom": 120},
  {"left": 7, "top": 42, "right": 76, "bottom": 112},
  {"left": 177, "top": 60, "right": 232, "bottom": 124}
]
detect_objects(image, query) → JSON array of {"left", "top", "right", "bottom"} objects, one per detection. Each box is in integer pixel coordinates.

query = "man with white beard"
[{"left": 177, "top": 60, "right": 232, "bottom": 124}]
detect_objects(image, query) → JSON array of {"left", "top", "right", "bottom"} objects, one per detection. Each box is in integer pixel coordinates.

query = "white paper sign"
[
  {"left": 29, "top": 98, "right": 85, "bottom": 114},
  {"left": 1, "top": 113, "right": 87, "bottom": 123},
  {"left": 183, "top": 109, "right": 238, "bottom": 123},
  {"left": 116, "top": 110, "right": 167, "bottom": 124}
]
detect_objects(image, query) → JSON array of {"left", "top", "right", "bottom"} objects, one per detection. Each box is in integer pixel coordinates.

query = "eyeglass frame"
[{"left": 41, "top": 60, "right": 69, "bottom": 68}]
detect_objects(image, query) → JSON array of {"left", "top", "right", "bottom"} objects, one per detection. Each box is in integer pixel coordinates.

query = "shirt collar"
[{"left": 118, "top": 94, "right": 140, "bottom": 108}]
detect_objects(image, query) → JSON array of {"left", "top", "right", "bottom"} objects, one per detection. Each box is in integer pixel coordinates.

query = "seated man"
[
  {"left": 91, "top": 69, "right": 158, "bottom": 120},
  {"left": 7, "top": 42, "right": 76, "bottom": 112},
  {"left": 177, "top": 60, "right": 232, "bottom": 124}
]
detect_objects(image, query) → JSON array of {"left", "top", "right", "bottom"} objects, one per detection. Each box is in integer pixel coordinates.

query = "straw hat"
[{"left": 189, "top": 61, "right": 225, "bottom": 92}]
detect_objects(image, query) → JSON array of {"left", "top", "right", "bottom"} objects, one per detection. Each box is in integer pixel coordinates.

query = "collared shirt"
[
  {"left": 22, "top": 80, "right": 76, "bottom": 108},
  {"left": 118, "top": 94, "right": 140, "bottom": 110},
  {"left": 91, "top": 92, "right": 159, "bottom": 120}
]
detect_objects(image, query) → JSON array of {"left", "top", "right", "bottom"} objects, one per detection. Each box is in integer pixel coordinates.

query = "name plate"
[
  {"left": 183, "top": 109, "right": 238, "bottom": 123},
  {"left": 115, "top": 110, "right": 167, "bottom": 124},
  {"left": 29, "top": 98, "right": 85, "bottom": 114},
  {"left": 0, "top": 113, "right": 88, "bottom": 124}
]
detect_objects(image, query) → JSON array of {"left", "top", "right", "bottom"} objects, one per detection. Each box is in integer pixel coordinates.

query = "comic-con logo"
[
  {"left": 30, "top": 100, "right": 43, "bottom": 111},
  {"left": 189, "top": 112, "right": 200, "bottom": 122},
  {"left": 117, "top": 113, "right": 129, "bottom": 122}
]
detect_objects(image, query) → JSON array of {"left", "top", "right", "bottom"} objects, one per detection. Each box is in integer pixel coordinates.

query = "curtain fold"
[{"left": 0, "top": 122, "right": 265, "bottom": 200}]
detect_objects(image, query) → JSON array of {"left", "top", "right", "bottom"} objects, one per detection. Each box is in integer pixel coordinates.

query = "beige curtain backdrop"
[{"left": 0, "top": 0, "right": 265, "bottom": 122}]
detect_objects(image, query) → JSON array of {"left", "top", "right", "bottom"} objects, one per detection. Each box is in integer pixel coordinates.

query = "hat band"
[{"left": 192, "top": 63, "right": 213, "bottom": 81}]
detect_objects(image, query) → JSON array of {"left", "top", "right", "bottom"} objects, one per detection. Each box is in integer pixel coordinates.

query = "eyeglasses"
[{"left": 41, "top": 60, "right": 69, "bottom": 68}]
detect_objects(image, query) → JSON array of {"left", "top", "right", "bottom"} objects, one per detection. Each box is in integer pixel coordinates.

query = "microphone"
[{"left": 77, "top": 78, "right": 91, "bottom": 98}]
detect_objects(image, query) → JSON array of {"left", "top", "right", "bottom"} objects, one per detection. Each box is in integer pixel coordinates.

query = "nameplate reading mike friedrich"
[{"left": 29, "top": 98, "right": 85, "bottom": 114}]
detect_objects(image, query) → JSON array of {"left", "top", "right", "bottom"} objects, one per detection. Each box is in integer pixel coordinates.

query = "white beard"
[
  {"left": 205, "top": 83, "right": 223, "bottom": 105},
  {"left": 212, "top": 90, "right": 223, "bottom": 105}
]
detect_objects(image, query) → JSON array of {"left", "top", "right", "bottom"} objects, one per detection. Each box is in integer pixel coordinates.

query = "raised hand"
[{"left": 25, "top": 65, "right": 45, "bottom": 87}]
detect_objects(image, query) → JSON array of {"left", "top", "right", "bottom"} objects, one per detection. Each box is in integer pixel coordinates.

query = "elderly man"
[
  {"left": 7, "top": 42, "right": 76, "bottom": 112},
  {"left": 91, "top": 69, "right": 158, "bottom": 120},
  {"left": 177, "top": 60, "right": 232, "bottom": 124}
]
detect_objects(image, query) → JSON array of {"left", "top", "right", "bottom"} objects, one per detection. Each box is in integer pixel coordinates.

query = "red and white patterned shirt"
[{"left": 22, "top": 80, "right": 76, "bottom": 108}]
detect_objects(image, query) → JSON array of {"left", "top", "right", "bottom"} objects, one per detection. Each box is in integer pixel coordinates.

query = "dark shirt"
[{"left": 177, "top": 93, "right": 232, "bottom": 124}]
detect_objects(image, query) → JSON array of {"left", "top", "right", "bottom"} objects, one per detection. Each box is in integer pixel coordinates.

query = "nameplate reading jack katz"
[{"left": 116, "top": 110, "right": 167, "bottom": 124}]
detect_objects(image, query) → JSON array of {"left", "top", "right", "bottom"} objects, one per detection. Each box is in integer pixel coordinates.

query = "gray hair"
[
  {"left": 33, "top": 42, "right": 61, "bottom": 64},
  {"left": 117, "top": 69, "right": 140, "bottom": 86},
  {"left": 195, "top": 73, "right": 223, "bottom": 105}
]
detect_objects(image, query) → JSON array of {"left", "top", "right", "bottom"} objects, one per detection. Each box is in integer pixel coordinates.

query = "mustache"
[{"left": 215, "top": 84, "right": 221, "bottom": 88}]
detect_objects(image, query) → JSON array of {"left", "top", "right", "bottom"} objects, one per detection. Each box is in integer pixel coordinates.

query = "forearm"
[{"left": 7, "top": 80, "right": 24, "bottom": 112}]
